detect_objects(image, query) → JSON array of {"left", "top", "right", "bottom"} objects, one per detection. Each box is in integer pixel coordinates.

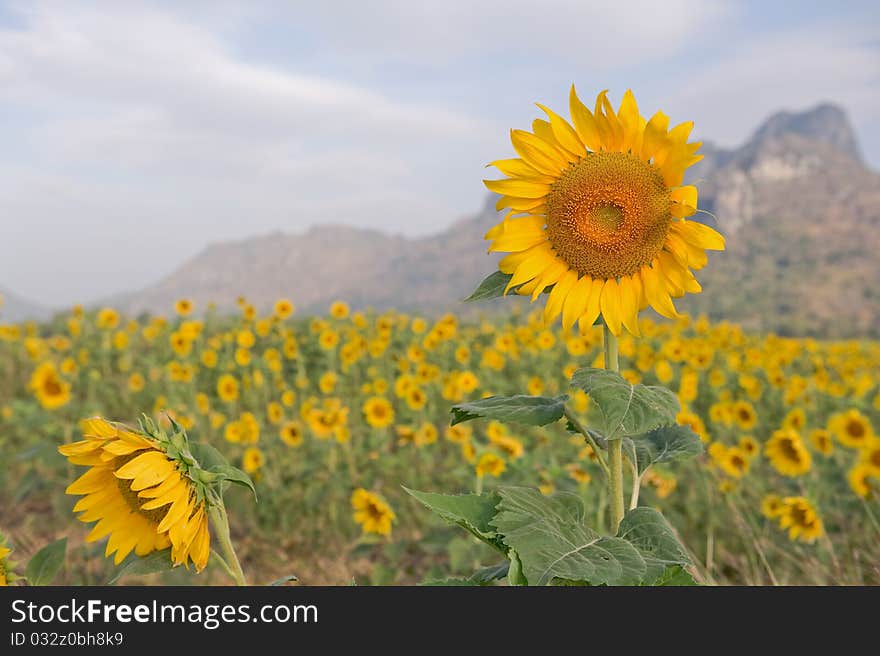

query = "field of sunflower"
[{"left": 1, "top": 298, "right": 879, "bottom": 585}]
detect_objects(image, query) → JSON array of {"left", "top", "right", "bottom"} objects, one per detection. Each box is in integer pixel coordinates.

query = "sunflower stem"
[
  {"left": 208, "top": 501, "right": 247, "bottom": 586},
  {"left": 603, "top": 322, "right": 625, "bottom": 533},
  {"left": 628, "top": 457, "right": 641, "bottom": 510},
  {"left": 210, "top": 549, "right": 236, "bottom": 581},
  {"left": 563, "top": 408, "right": 609, "bottom": 476}
]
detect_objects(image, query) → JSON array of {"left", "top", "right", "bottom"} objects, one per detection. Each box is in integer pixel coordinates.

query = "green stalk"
[
  {"left": 563, "top": 408, "right": 609, "bottom": 476},
  {"left": 603, "top": 322, "right": 625, "bottom": 533},
  {"left": 207, "top": 501, "right": 247, "bottom": 586}
]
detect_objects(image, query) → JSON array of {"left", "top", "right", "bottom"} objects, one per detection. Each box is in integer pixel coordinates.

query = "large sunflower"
[
  {"left": 59, "top": 417, "right": 210, "bottom": 570},
  {"left": 483, "top": 87, "right": 725, "bottom": 335}
]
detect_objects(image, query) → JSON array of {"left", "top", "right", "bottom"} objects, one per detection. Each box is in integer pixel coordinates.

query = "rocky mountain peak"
[{"left": 748, "top": 103, "right": 862, "bottom": 162}]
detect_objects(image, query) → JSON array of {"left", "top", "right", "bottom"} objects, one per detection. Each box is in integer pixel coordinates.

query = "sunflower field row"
[{"left": 1, "top": 298, "right": 879, "bottom": 585}]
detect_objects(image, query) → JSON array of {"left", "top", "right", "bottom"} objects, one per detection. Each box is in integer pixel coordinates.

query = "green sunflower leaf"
[
  {"left": 404, "top": 488, "right": 504, "bottom": 551},
  {"left": 490, "top": 487, "right": 646, "bottom": 586},
  {"left": 450, "top": 394, "right": 568, "bottom": 427},
  {"left": 422, "top": 562, "right": 509, "bottom": 586},
  {"left": 652, "top": 565, "right": 699, "bottom": 586},
  {"left": 268, "top": 574, "right": 299, "bottom": 586},
  {"left": 623, "top": 424, "right": 704, "bottom": 474},
  {"left": 108, "top": 548, "right": 174, "bottom": 584},
  {"left": 189, "top": 442, "right": 230, "bottom": 471},
  {"left": 25, "top": 537, "right": 67, "bottom": 586},
  {"left": 617, "top": 507, "right": 690, "bottom": 584},
  {"left": 209, "top": 464, "right": 257, "bottom": 501},
  {"left": 464, "top": 271, "right": 514, "bottom": 302},
  {"left": 569, "top": 368, "right": 679, "bottom": 440}
]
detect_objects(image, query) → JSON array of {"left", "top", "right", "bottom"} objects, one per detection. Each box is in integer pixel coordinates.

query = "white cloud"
[
  {"left": 284, "top": 0, "right": 734, "bottom": 68},
  {"left": 0, "top": 1, "right": 486, "bottom": 306},
  {"left": 0, "top": 1, "right": 876, "bottom": 307},
  {"left": 669, "top": 22, "right": 880, "bottom": 156}
]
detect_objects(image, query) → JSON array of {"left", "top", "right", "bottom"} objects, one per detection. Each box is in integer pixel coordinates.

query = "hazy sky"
[{"left": 1, "top": 0, "right": 878, "bottom": 307}]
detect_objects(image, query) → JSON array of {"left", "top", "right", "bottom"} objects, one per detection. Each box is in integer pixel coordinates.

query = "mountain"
[
  {"left": 684, "top": 104, "right": 879, "bottom": 337},
  {"left": 0, "top": 287, "right": 52, "bottom": 323},
  {"left": 122, "top": 103, "right": 879, "bottom": 338},
  {"left": 124, "top": 207, "right": 499, "bottom": 317}
]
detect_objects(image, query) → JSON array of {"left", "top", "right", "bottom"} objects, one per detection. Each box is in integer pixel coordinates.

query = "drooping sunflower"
[
  {"left": 483, "top": 87, "right": 725, "bottom": 335},
  {"left": 59, "top": 417, "right": 210, "bottom": 570}
]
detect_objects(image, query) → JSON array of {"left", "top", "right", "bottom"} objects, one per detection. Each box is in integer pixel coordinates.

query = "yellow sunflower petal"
[
  {"left": 506, "top": 243, "right": 557, "bottom": 292},
  {"left": 529, "top": 257, "right": 569, "bottom": 301},
  {"left": 618, "top": 275, "right": 641, "bottom": 336},
  {"left": 536, "top": 103, "right": 585, "bottom": 158},
  {"left": 81, "top": 417, "right": 118, "bottom": 438},
  {"left": 483, "top": 178, "right": 551, "bottom": 199},
  {"left": 677, "top": 220, "right": 725, "bottom": 251},
  {"left": 641, "top": 262, "right": 679, "bottom": 319},
  {"left": 562, "top": 276, "right": 593, "bottom": 332},
  {"left": 488, "top": 158, "right": 552, "bottom": 181},
  {"left": 600, "top": 278, "right": 623, "bottom": 336},
  {"left": 488, "top": 230, "right": 547, "bottom": 254},
  {"left": 578, "top": 277, "right": 605, "bottom": 331},
  {"left": 569, "top": 85, "right": 602, "bottom": 151},
  {"left": 616, "top": 89, "right": 642, "bottom": 152},
  {"left": 510, "top": 129, "right": 569, "bottom": 175},
  {"left": 641, "top": 111, "right": 670, "bottom": 161},
  {"left": 544, "top": 268, "right": 578, "bottom": 324},
  {"left": 495, "top": 194, "right": 545, "bottom": 212}
]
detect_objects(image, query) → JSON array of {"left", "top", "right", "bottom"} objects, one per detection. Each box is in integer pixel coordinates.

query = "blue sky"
[{"left": 0, "top": 0, "right": 878, "bottom": 307}]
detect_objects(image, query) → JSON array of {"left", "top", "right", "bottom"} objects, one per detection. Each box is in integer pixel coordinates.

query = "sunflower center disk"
[{"left": 545, "top": 151, "right": 672, "bottom": 279}]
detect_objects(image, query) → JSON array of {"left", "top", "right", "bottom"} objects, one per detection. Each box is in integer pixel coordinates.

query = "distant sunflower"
[
  {"left": 363, "top": 396, "right": 394, "bottom": 429},
  {"left": 483, "top": 87, "right": 724, "bottom": 335},
  {"left": 0, "top": 534, "right": 16, "bottom": 586},
  {"left": 859, "top": 439, "right": 880, "bottom": 476},
  {"left": 732, "top": 401, "right": 758, "bottom": 431},
  {"left": 778, "top": 497, "right": 824, "bottom": 544},
  {"left": 809, "top": 428, "right": 834, "bottom": 456},
  {"left": 217, "top": 374, "right": 239, "bottom": 403},
  {"left": 848, "top": 464, "right": 875, "bottom": 499},
  {"left": 719, "top": 446, "right": 750, "bottom": 479},
  {"left": 760, "top": 494, "right": 785, "bottom": 520},
  {"left": 329, "top": 301, "right": 350, "bottom": 320},
  {"left": 242, "top": 447, "right": 264, "bottom": 475},
  {"left": 764, "top": 429, "right": 812, "bottom": 477},
  {"left": 829, "top": 409, "right": 874, "bottom": 448},
  {"left": 29, "top": 362, "right": 71, "bottom": 410},
  {"left": 279, "top": 421, "right": 303, "bottom": 447},
  {"left": 273, "top": 298, "right": 295, "bottom": 320},
  {"left": 59, "top": 417, "right": 210, "bottom": 570},
  {"left": 738, "top": 435, "right": 760, "bottom": 458},
  {"left": 476, "top": 452, "right": 506, "bottom": 479},
  {"left": 174, "top": 299, "right": 193, "bottom": 316},
  {"left": 351, "top": 488, "right": 395, "bottom": 536}
]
